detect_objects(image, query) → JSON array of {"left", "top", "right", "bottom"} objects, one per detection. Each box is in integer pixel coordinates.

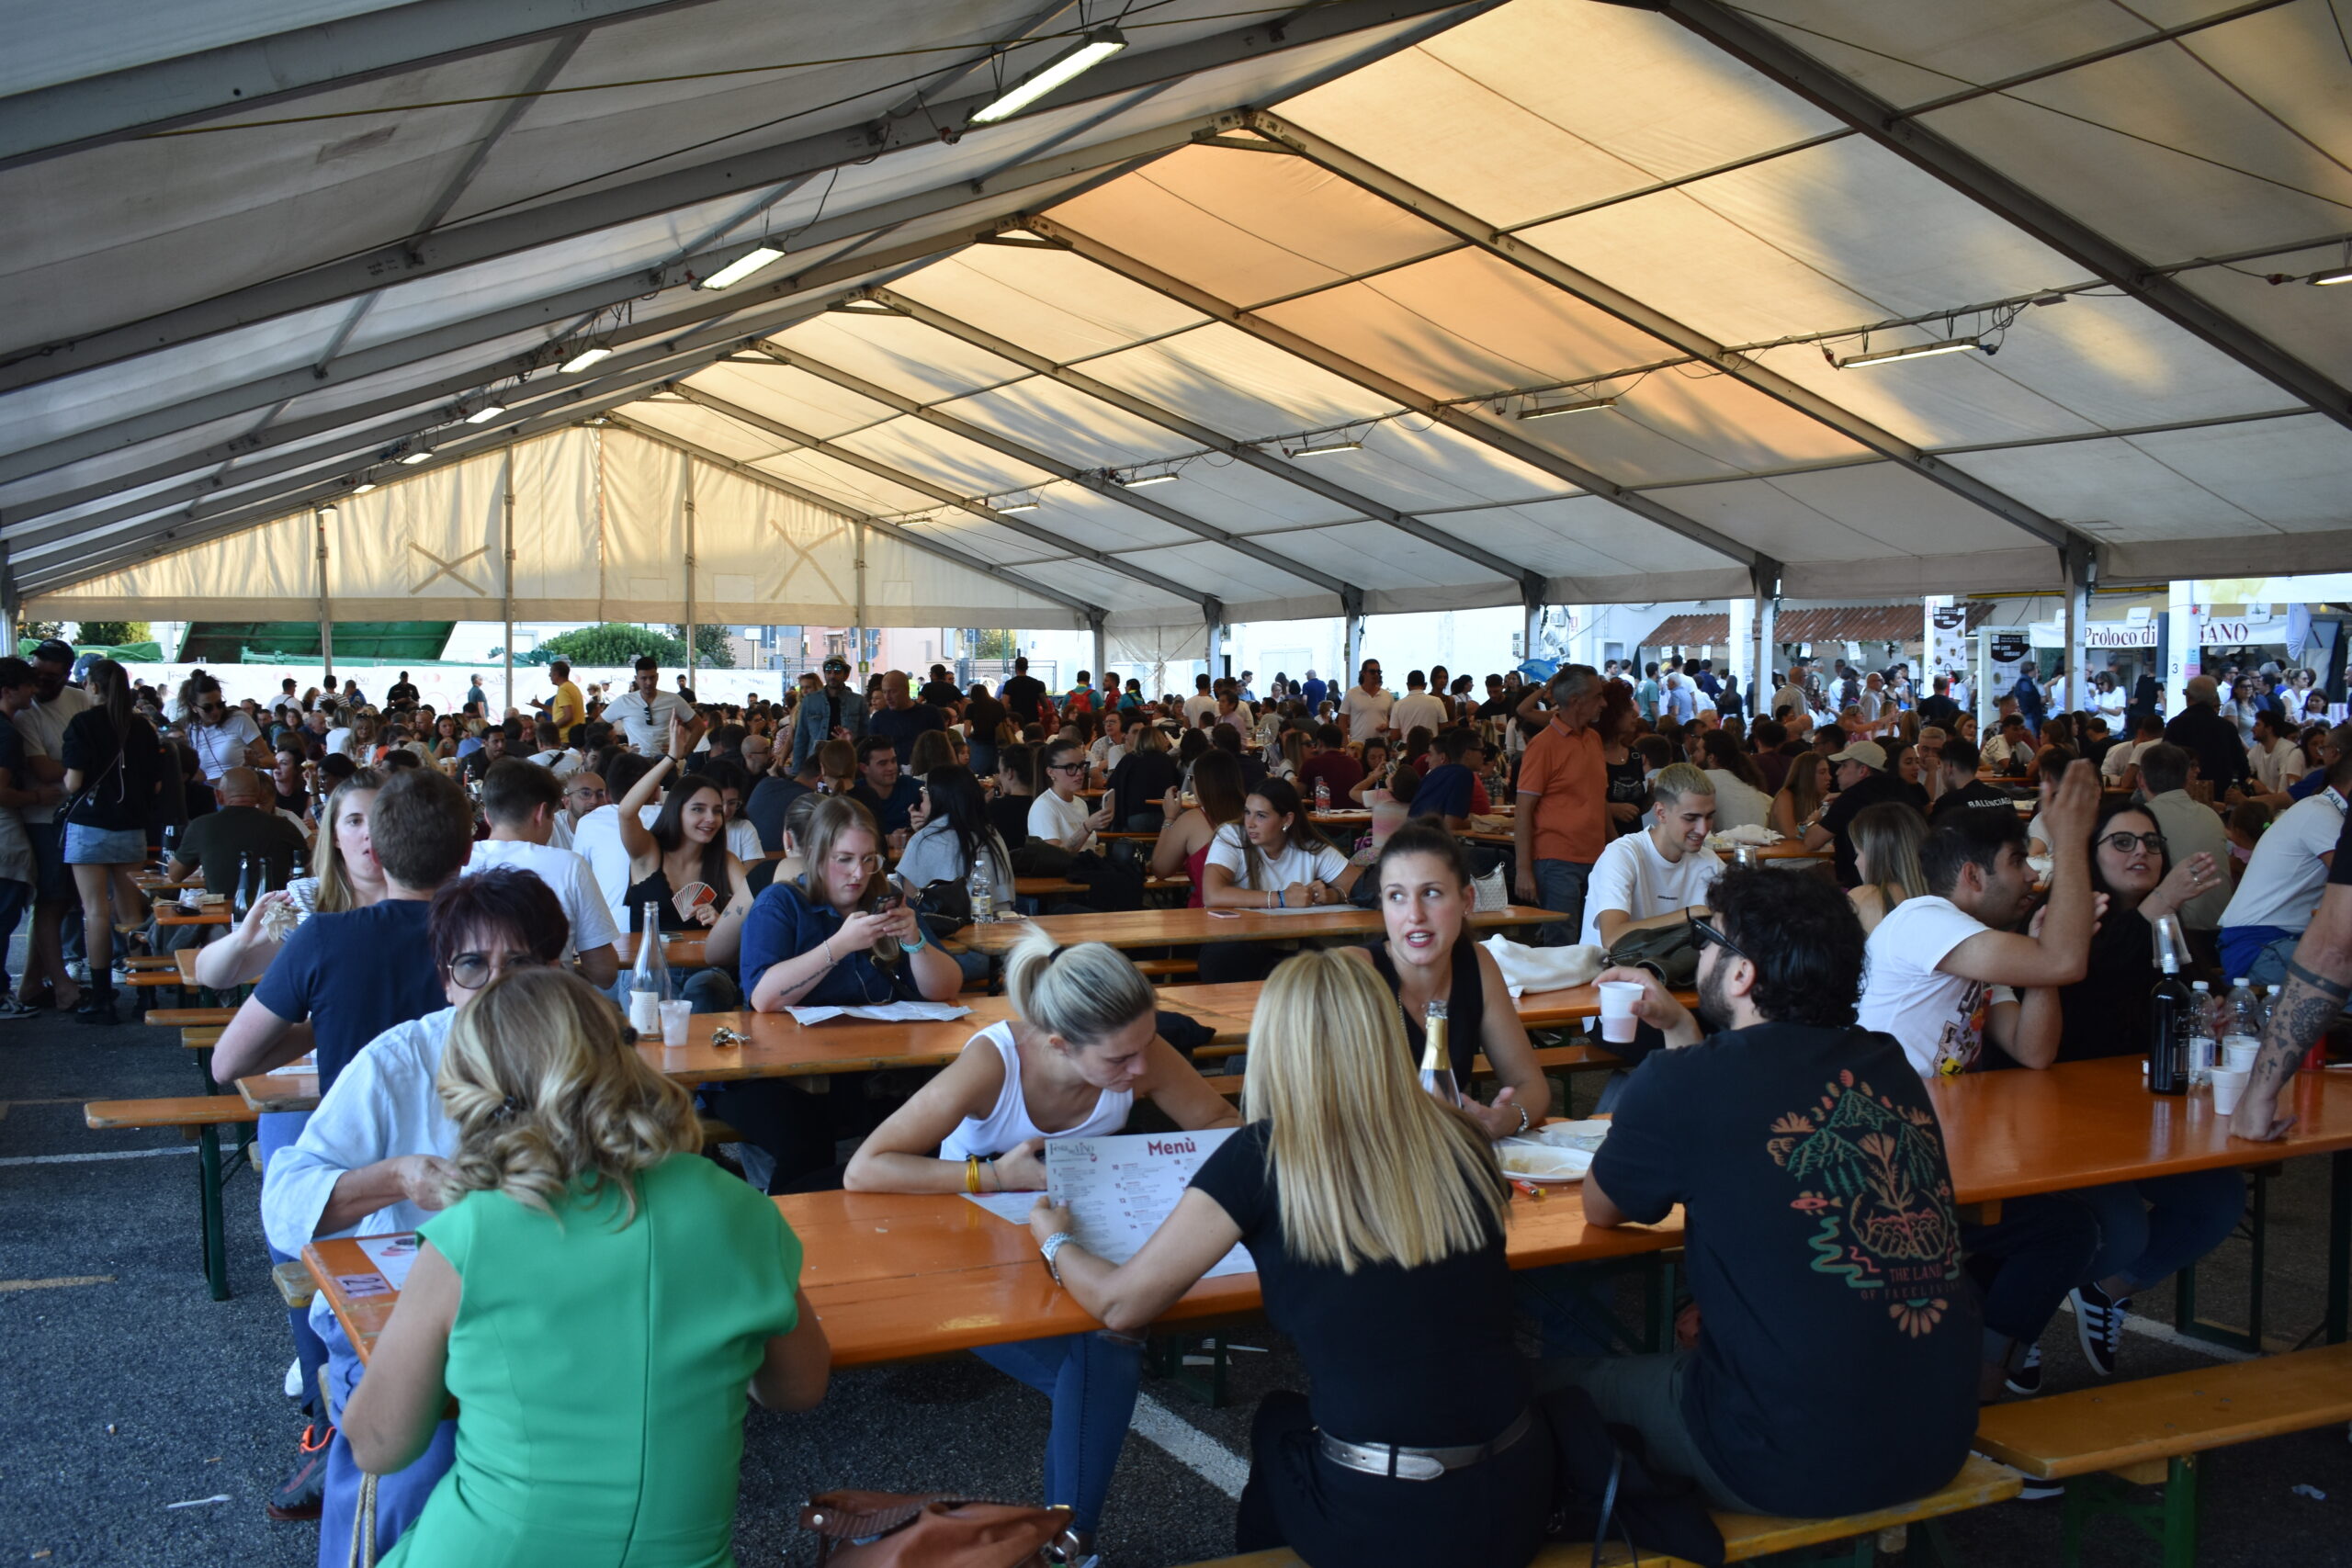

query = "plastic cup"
[
  {"left": 658, "top": 998, "right": 693, "bottom": 1047},
  {"left": 2222, "top": 1036, "right": 2259, "bottom": 1073},
  {"left": 2209, "top": 1066, "right": 2250, "bottom": 1116},
  {"left": 1597, "top": 980, "right": 1643, "bottom": 1045}
]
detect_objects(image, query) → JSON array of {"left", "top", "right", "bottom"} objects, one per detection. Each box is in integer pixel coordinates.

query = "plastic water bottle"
[
  {"left": 967, "top": 857, "right": 994, "bottom": 926},
  {"left": 2222, "top": 978, "right": 2261, "bottom": 1077},
  {"left": 1314, "top": 776, "right": 1331, "bottom": 813},
  {"left": 2188, "top": 981, "right": 2215, "bottom": 1089},
  {"left": 628, "top": 902, "right": 669, "bottom": 1034}
]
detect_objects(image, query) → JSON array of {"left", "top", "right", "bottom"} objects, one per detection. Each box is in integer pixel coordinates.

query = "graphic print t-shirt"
[
  {"left": 1592, "top": 1025, "right": 1978, "bottom": 1517},
  {"left": 1858, "top": 896, "right": 2007, "bottom": 1077}
]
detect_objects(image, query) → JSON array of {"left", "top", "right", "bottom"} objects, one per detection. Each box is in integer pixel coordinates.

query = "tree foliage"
[
  {"left": 520, "top": 622, "right": 735, "bottom": 670},
  {"left": 74, "top": 621, "right": 150, "bottom": 647}
]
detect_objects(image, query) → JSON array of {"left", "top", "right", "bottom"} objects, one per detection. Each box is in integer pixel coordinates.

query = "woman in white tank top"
[{"left": 846, "top": 932, "right": 1238, "bottom": 1562}]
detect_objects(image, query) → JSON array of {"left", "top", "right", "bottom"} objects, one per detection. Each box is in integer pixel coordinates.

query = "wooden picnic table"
[
  {"left": 950, "top": 903, "right": 1555, "bottom": 956},
  {"left": 175, "top": 948, "right": 200, "bottom": 985},
  {"left": 614, "top": 931, "right": 711, "bottom": 968},
  {"left": 309, "top": 1181, "right": 1682, "bottom": 1367},
  {"left": 156, "top": 908, "right": 230, "bottom": 928}
]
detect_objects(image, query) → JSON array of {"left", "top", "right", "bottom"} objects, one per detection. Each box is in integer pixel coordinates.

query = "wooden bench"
[
  {"left": 1188, "top": 1454, "right": 2019, "bottom": 1567},
  {"left": 1974, "top": 1340, "right": 2352, "bottom": 1567},
  {"left": 85, "top": 1096, "right": 262, "bottom": 1302}
]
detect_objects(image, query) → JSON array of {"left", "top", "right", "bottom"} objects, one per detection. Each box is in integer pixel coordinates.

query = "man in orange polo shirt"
[{"left": 1513, "top": 664, "right": 1610, "bottom": 942}]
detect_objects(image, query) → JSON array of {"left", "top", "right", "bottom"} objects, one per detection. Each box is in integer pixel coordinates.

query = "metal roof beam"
[
  {"left": 0, "top": 0, "right": 1488, "bottom": 393},
  {"left": 748, "top": 344, "right": 1359, "bottom": 604},
  {"left": 1017, "top": 216, "right": 1759, "bottom": 567},
  {"left": 859, "top": 288, "right": 1544, "bottom": 593},
  {"left": 605, "top": 417, "right": 1102, "bottom": 619},
  {"left": 1238, "top": 108, "right": 2081, "bottom": 552},
  {"left": 0, "top": 0, "right": 724, "bottom": 172},
  {"left": 669, "top": 386, "right": 1208, "bottom": 610},
  {"left": 1652, "top": 0, "right": 2352, "bottom": 433}
]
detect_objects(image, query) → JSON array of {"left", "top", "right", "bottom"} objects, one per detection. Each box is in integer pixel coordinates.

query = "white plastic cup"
[
  {"left": 658, "top": 998, "right": 693, "bottom": 1047},
  {"left": 2209, "top": 1066, "right": 2250, "bottom": 1116},
  {"left": 1597, "top": 980, "right": 1643, "bottom": 1045},
  {"left": 2222, "top": 1035, "right": 2260, "bottom": 1073}
]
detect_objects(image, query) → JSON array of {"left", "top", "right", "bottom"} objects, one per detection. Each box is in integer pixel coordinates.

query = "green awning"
[{"left": 177, "top": 622, "right": 455, "bottom": 662}]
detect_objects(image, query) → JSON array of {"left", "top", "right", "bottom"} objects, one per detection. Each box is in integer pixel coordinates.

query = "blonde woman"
[
  {"left": 1026, "top": 950, "right": 1544, "bottom": 1567},
  {"left": 1847, "top": 802, "right": 1929, "bottom": 937},
  {"left": 340, "top": 969, "right": 827, "bottom": 1564},
  {"left": 194, "top": 770, "right": 385, "bottom": 989},
  {"left": 1768, "top": 750, "right": 1829, "bottom": 840},
  {"left": 847, "top": 931, "right": 1238, "bottom": 1559}
]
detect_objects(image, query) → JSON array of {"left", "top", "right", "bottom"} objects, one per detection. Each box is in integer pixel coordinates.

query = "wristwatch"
[{"left": 1040, "top": 1230, "right": 1078, "bottom": 1284}]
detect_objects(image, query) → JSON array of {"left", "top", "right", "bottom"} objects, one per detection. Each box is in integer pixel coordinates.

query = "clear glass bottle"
[
  {"left": 1419, "top": 998, "right": 1459, "bottom": 1108},
  {"left": 628, "top": 902, "right": 669, "bottom": 1034},
  {"left": 232, "top": 852, "right": 254, "bottom": 919},
  {"left": 967, "top": 856, "right": 994, "bottom": 926}
]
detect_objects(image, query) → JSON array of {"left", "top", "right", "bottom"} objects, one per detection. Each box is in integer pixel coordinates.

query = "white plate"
[
  {"left": 1529, "top": 1119, "right": 1611, "bottom": 1154},
  {"left": 1498, "top": 1139, "right": 1592, "bottom": 1183}
]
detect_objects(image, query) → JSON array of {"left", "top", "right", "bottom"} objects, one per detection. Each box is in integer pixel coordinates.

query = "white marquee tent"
[{"left": 4, "top": 0, "right": 2349, "bottom": 665}]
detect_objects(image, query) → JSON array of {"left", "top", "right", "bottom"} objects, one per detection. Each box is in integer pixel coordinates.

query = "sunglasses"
[
  {"left": 2100, "top": 830, "right": 2167, "bottom": 855},
  {"left": 1690, "top": 915, "right": 1748, "bottom": 962},
  {"left": 444, "top": 951, "right": 537, "bottom": 989}
]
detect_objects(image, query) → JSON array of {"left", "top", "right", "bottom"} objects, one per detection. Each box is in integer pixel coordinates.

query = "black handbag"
[
  {"left": 1540, "top": 1384, "right": 1725, "bottom": 1567},
  {"left": 1605, "top": 913, "right": 1700, "bottom": 989}
]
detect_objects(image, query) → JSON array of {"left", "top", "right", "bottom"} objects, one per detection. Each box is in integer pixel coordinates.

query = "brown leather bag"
[{"left": 799, "top": 1490, "right": 1079, "bottom": 1568}]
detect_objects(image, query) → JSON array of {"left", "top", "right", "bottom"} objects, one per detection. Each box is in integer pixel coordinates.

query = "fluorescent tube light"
[
  {"left": 1283, "top": 438, "right": 1362, "bottom": 457},
  {"left": 998, "top": 501, "right": 1040, "bottom": 513},
  {"left": 969, "top": 29, "right": 1126, "bottom": 125},
  {"left": 317, "top": 503, "right": 337, "bottom": 521},
  {"left": 560, "top": 345, "right": 613, "bottom": 373},
  {"left": 2312, "top": 266, "right": 2352, "bottom": 286},
  {"left": 1516, "top": 395, "right": 1617, "bottom": 421},
  {"left": 464, "top": 402, "right": 507, "bottom": 424},
  {"left": 1832, "top": 335, "right": 1983, "bottom": 369},
  {"left": 398, "top": 446, "right": 432, "bottom": 465},
  {"left": 699, "top": 245, "right": 785, "bottom": 290},
  {"left": 1122, "top": 471, "right": 1177, "bottom": 487},
  {"left": 349, "top": 481, "right": 377, "bottom": 495}
]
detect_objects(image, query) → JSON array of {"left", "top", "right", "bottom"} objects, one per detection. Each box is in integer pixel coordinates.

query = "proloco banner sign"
[{"left": 2029, "top": 621, "right": 2156, "bottom": 649}]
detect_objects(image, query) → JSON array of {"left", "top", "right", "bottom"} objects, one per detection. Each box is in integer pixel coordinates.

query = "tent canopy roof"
[{"left": 8, "top": 0, "right": 2350, "bottom": 626}]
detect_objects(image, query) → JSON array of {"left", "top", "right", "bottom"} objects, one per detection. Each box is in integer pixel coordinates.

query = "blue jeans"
[
  {"left": 1962, "top": 1193, "right": 2099, "bottom": 1352},
  {"left": 258, "top": 1111, "right": 330, "bottom": 1417},
  {"left": 972, "top": 1331, "right": 1143, "bottom": 1533},
  {"left": 318, "top": 1313, "right": 457, "bottom": 1568},
  {"left": 2075, "top": 1170, "right": 2245, "bottom": 1293},
  {"left": 1532, "top": 858, "right": 1592, "bottom": 947},
  {"left": 2233, "top": 931, "right": 2301, "bottom": 991}
]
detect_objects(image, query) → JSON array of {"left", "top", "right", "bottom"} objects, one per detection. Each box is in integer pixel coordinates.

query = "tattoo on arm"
[
  {"left": 2253, "top": 979, "right": 2344, "bottom": 1091},
  {"left": 2286, "top": 957, "right": 2352, "bottom": 1003}
]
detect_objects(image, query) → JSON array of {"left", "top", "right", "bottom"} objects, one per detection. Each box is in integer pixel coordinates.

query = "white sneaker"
[
  {"left": 284, "top": 1357, "right": 304, "bottom": 1398},
  {"left": 65, "top": 960, "right": 90, "bottom": 984}
]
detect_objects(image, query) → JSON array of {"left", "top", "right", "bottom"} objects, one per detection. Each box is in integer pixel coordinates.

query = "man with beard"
[{"left": 1543, "top": 866, "right": 1979, "bottom": 1521}]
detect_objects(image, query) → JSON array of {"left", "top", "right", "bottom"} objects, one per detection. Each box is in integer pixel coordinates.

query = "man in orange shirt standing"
[{"left": 1513, "top": 664, "right": 1611, "bottom": 943}]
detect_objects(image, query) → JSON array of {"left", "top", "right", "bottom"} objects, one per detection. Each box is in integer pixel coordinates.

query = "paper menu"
[
  {"left": 786, "top": 1002, "right": 973, "bottom": 1025},
  {"left": 960, "top": 1190, "right": 1044, "bottom": 1224},
  {"left": 357, "top": 1233, "right": 420, "bottom": 1290},
  {"left": 1046, "top": 1130, "right": 1255, "bottom": 1280}
]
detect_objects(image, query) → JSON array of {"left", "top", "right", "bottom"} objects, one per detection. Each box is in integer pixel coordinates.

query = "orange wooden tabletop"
[
  {"left": 156, "top": 908, "right": 230, "bottom": 927},
  {"left": 952, "top": 904, "right": 1554, "bottom": 956},
  {"left": 309, "top": 1183, "right": 1682, "bottom": 1368},
  {"left": 240, "top": 1070, "right": 319, "bottom": 1112},
  {"left": 614, "top": 931, "right": 710, "bottom": 969},
  {"left": 1938, "top": 1057, "right": 2352, "bottom": 1201},
  {"left": 175, "top": 948, "right": 200, "bottom": 985}
]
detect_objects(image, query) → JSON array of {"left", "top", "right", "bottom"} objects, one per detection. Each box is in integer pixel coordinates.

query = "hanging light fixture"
[
  {"left": 560, "top": 345, "right": 614, "bottom": 373},
  {"left": 464, "top": 400, "right": 507, "bottom": 424},
  {"left": 1283, "top": 437, "right": 1362, "bottom": 457},
  {"left": 1831, "top": 335, "right": 1985, "bottom": 369},
  {"left": 699, "top": 245, "right": 786, "bottom": 290},
  {"left": 969, "top": 29, "right": 1126, "bottom": 125},
  {"left": 1515, "top": 394, "right": 1618, "bottom": 422}
]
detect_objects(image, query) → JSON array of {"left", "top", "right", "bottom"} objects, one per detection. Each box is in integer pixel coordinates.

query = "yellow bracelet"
[{"left": 965, "top": 1155, "right": 981, "bottom": 1194}]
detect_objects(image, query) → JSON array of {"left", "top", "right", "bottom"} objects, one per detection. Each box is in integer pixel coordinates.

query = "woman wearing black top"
[
  {"left": 613, "top": 716, "right": 752, "bottom": 1011},
  {"left": 61, "top": 660, "right": 164, "bottom": 1022},
  {"left": 1106, "top": 723, "right": 1179, "bottom": 832},
  {"left": 986, "top": 743, "right": 1035, "bottom": 853},
  {"left": 1598, "top": 682, "right": 1646, "bottom": 838},
  {"left": 2007, "top": 796, "right": 2242, "bottom": 1380},
  {"left": 1346, "top": 822, "right": 1547, "bottom": 1138},
  {"left": 1026, "top": 949, "right": 1547, "bottom": 1567}
]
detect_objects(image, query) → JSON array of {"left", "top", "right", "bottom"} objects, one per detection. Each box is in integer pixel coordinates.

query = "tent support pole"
[
  {"left": 0, "top": 542, "right": 17, "bottom": 652},
  {"left": 854, "top": 523, "right": 867, "bottom": 678},
  {"left": 2062, "top": 540, "right": 2093, "bottom": 717},
  {"left": 1090, "top": 614, "right": 1106, "bottom": 694},
  {"left": 683, "top": 477, "right": 697, "bottom": 694},
  {"left": 314, "top": 504, "right": 334, "bottom": 687},
  {"left": 1520, "top": 577, "right": 1544, "bottom": 667},
  {"left": 1204, "top": 598, "right": 1224, "bottom": 684},
  {"left": 502, "top": 447, "right": 516, "bottom": 718},
  {"left": 1344, "top": 608, "right": 1365, "bottom": 686},
  {"left": 1750, "top": 558, "right": 1780, "bottom": 716}
]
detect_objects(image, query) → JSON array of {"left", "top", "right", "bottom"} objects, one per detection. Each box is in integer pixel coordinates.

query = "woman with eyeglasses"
[{"left": 1994, "top": 796, "right": 2241, "bottom": 1385}]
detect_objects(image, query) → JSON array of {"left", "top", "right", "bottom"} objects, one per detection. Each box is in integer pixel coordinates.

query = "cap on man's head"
[
  {"left": 1827, "top": 741, "right": 1887, "bottom": 771},
  {"left": 31, "top": 639, "right": 72, "bottom": 664},
  {"left": 821, "top": 654, "right": 850, "bottom": 674}
]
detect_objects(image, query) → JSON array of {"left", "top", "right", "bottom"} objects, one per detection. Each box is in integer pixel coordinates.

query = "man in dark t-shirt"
[
  {"left": 2165, "top": 675, "right": 2252, "bottom": 798},
  {"left": 1414, "top": 729, "right": 1483, "bottom": 828},
  {"left": 917, "top": 664, "right": 964, "bottom": 713},
  {"left": 848, "top": 735, "right": 922, "bottom": 843},
  {"left": 1000, "top": 657, "right": 1046, "bottom": 726},
  {"left": 1564, "top": 866, "right": 1978, "bottom": 1519},
  {"left": 1808, "top": 742, "right": 1924, "bottom": 887},
  {"left": 1297, "top": 724, "right": 1363, "bottom": 804},
  {"left": 1916, "top": 678, "right": 1960, "bottom": 731},
  {"left": 166, "top": 768, "right": 306, "bottom": 897},
  {"left": 1928, "top": 738, "right": 2018, "bottom": 829}
]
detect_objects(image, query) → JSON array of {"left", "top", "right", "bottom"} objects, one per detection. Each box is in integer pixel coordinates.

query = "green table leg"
[
  {"left": 198, "top": 1123, "right": 229, "bottom": 1302},
  {"left": 2163, "top": 1454, "right": 2202, "bottom": 1568},
  {"left": 2329, "top": 1151, "right": 2351, "bottom": 1345}
]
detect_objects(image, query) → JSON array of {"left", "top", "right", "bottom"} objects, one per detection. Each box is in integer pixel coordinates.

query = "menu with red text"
[{"left": 1047, "top": 1129, "right": 1256, "bottom": 1280}]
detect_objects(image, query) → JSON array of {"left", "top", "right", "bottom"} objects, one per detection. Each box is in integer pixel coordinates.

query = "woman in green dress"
[{"left": 342, "top": 969, "right": 829, "bottom": 1566}]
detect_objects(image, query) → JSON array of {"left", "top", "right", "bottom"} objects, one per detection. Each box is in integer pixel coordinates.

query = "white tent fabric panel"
[
  {"left": 688, "top": 457, "right": 860, "bottom": 622},
  {"left": 1101, "top": 460, "right": 1361, "bottom": 532},
  {"left": 2171, "top": 258, "right": 2352, "bottom": 396},
  {"left": 508, "top": 427, "right": 606, "bottom": 611},
  {"left": 1660, "top": 463, "right": 2050, "bottom": 572},
  {"left": 939, "top": 378, "right": 1207, "bottom": 471},
  {"left": 684, "top": 361, "right": 903, "bottom": 443},
  {"left": 336, "top": 442, "right": 512, "bottom": 617},
  {"left": 892, "top": 247, "right": 1215, "bottom": 367},
  {"left": 766, "top": 313, "right": 1035, "bottom": 406},
  {"left": 994, "top": 488, "right": 1209, "bottom": 558},
  {"left": 827, "top": 414, "right": 1058, "bottom": 501},
  {"left": 1072, "top": 324, "right": 1398, "bottom": 440},
  {"left": 1, "top": 0, "right": 414, "bottom": 96},
  {"left": 594, "top": 430, "right": 686, "bottom": 615},
  {"left": 1442, "top": 495, "right": 1744, "bottom": 581},
  {"left": 622, "top": 400, "right": 794, "bottom": 468},
  {"left": 859, "top": 525, "right": 1086, "bottom": 632}
]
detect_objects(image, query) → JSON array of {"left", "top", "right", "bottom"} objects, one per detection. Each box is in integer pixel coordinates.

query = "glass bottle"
[
  {"left": 1419, "top": 998, "right": 1460, "bottom": 1108},
  {"left": 967, "top": 856, "right": 994, "bottom": 926},
  {"left": 232, "top": 852, "right": 254, "bottom": 919},
  {"left": 2148, "top": 945, "right": 2192, "bottom": 1095},
  {"left": 628, "top": 902, "right": 669, "bottom": 1034}
]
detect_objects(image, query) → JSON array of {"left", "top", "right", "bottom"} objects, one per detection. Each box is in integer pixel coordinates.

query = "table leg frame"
[
  {"left": 2174, "top": 1168, "right": 2269, "bottom": 1353},
  {"left": 197, "top": 1124, "right": 227, "bottom": 1302},
  {"left": 2058, "top": 1456, "right": 2200, "bottom": 1568}
]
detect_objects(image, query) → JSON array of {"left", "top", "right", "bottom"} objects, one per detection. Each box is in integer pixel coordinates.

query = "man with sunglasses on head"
[
  {"left": 1555, "top": 866, "right": 1980, "bottom": 1522},
  {"left": 261, "top": 868, "right": 570, "bottom": 1558},
  {"left": 548, "top": 769, "right": 607, "bottom": 852}
]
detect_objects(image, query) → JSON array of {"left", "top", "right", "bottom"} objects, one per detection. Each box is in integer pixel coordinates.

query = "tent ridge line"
[
  {"left": 856, "top": 287, "right": 1544, "bottom": 590},
  {"left": 1009, "top": 216, "right": 1758, "bottom": 568},
  {"left": 751, "top": 343, "right": 1359, "bottom": 603},
  {"left": 1235, "top": 109, "right": 2079, "bottom": 552}
]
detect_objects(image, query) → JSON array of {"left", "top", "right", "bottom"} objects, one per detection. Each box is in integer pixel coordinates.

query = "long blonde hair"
[
  {"left": 435, "top": 969, "right": 700, "bottom": 1223},
  {"left": 1004, "top": 929, "right": 1155, "bottom": 1045},
  {"left": 1778, "top": 749, "right": 1827, "bottom": 827},
  {"left": 311, "top": 769, "right": 385, "bottom": 914},
  {"left": 793, "top": 793, "right": 896, "bottom": 964},
  {"left": 1242, "top": 951, "right": 1505, "bottom": 1272}
]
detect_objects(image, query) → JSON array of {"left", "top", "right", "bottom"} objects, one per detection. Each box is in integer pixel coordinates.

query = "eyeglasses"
[
  {"left": 444, "top": 951, "right": 537, "bottom": 989},
  {"left": 1047, "top": 761, "right": 1084, "bottom": 773},
  {"left": 1690, "top": 915, "right": 1748, "bottom": 961},
  {"left": 2100, "top": 830, "right": 2167, "bottom": 855}
]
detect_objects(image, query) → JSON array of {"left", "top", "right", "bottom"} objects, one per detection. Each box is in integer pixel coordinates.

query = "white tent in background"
[{"left": 3, "top": 0, "right": 2348, "bottom": 650}]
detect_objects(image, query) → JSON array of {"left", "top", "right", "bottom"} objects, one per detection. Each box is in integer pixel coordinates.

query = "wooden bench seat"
[
  {"left": 144, "top": 1006, "right": 237, "bottom": 1027},
  {"left": 85, "top": 1096, "right": 260, "bottom": 1302},
  {"left": 1188, "top": 1453, "right": 2020, "bottom": 1568},
  {"left": 1973, "top": 1341, "right": 2352, "bottom": 1566}
]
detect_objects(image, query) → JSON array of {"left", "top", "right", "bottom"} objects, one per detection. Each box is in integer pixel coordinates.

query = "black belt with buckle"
[{"left": 1317, "top": 1408, "right": 1534, "bottom": 1482}]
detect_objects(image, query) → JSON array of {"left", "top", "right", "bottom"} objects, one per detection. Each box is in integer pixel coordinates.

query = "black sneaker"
[
  {"left": 2071, "top": 1283, "right": 2130, "bottom": 1378},
  {"left": 266, "top": 1423, "right": 333, "bottom": 1521},
  {"left": 2004, "top": 1341, "right": 2042, "bottom": 1396}
]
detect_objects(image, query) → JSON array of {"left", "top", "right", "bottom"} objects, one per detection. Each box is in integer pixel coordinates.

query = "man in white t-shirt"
[
  {"left": 603, "top": 656, "right": 688, "bottom": 757},
  {"left": 2101, "top": 713, "right": 2165, "bottom": 790},
  {"left": 1338, "top": 660, "right": 1394, "bottom": 740},
  {"left": 1029, "top": 739, "right": 1114, "bottom": 854},
  {"left": 1086, "top": 708, "right": 1131, "bottom": 787},
  {"left": 463, "top": 758, "right": 620, "bottom": 987},
  {"left": 1182, "top": 674, "right": 1219, "bottom": 733},
  {"left": 1858, "top": 761, "right": 2101, "bottom": 1397},
  {"left": 2218, "top": 749, "right": 2352, "bottom": 985},
  {"left": 2246, "top": 709, "right": 2306, "bottom": 797},
  {"left": 1388, "top": 670, "right": 1448, "bottom": 740},
  {"left": 1578, "top": 763, "right": 1723, "bottom": 949}
]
